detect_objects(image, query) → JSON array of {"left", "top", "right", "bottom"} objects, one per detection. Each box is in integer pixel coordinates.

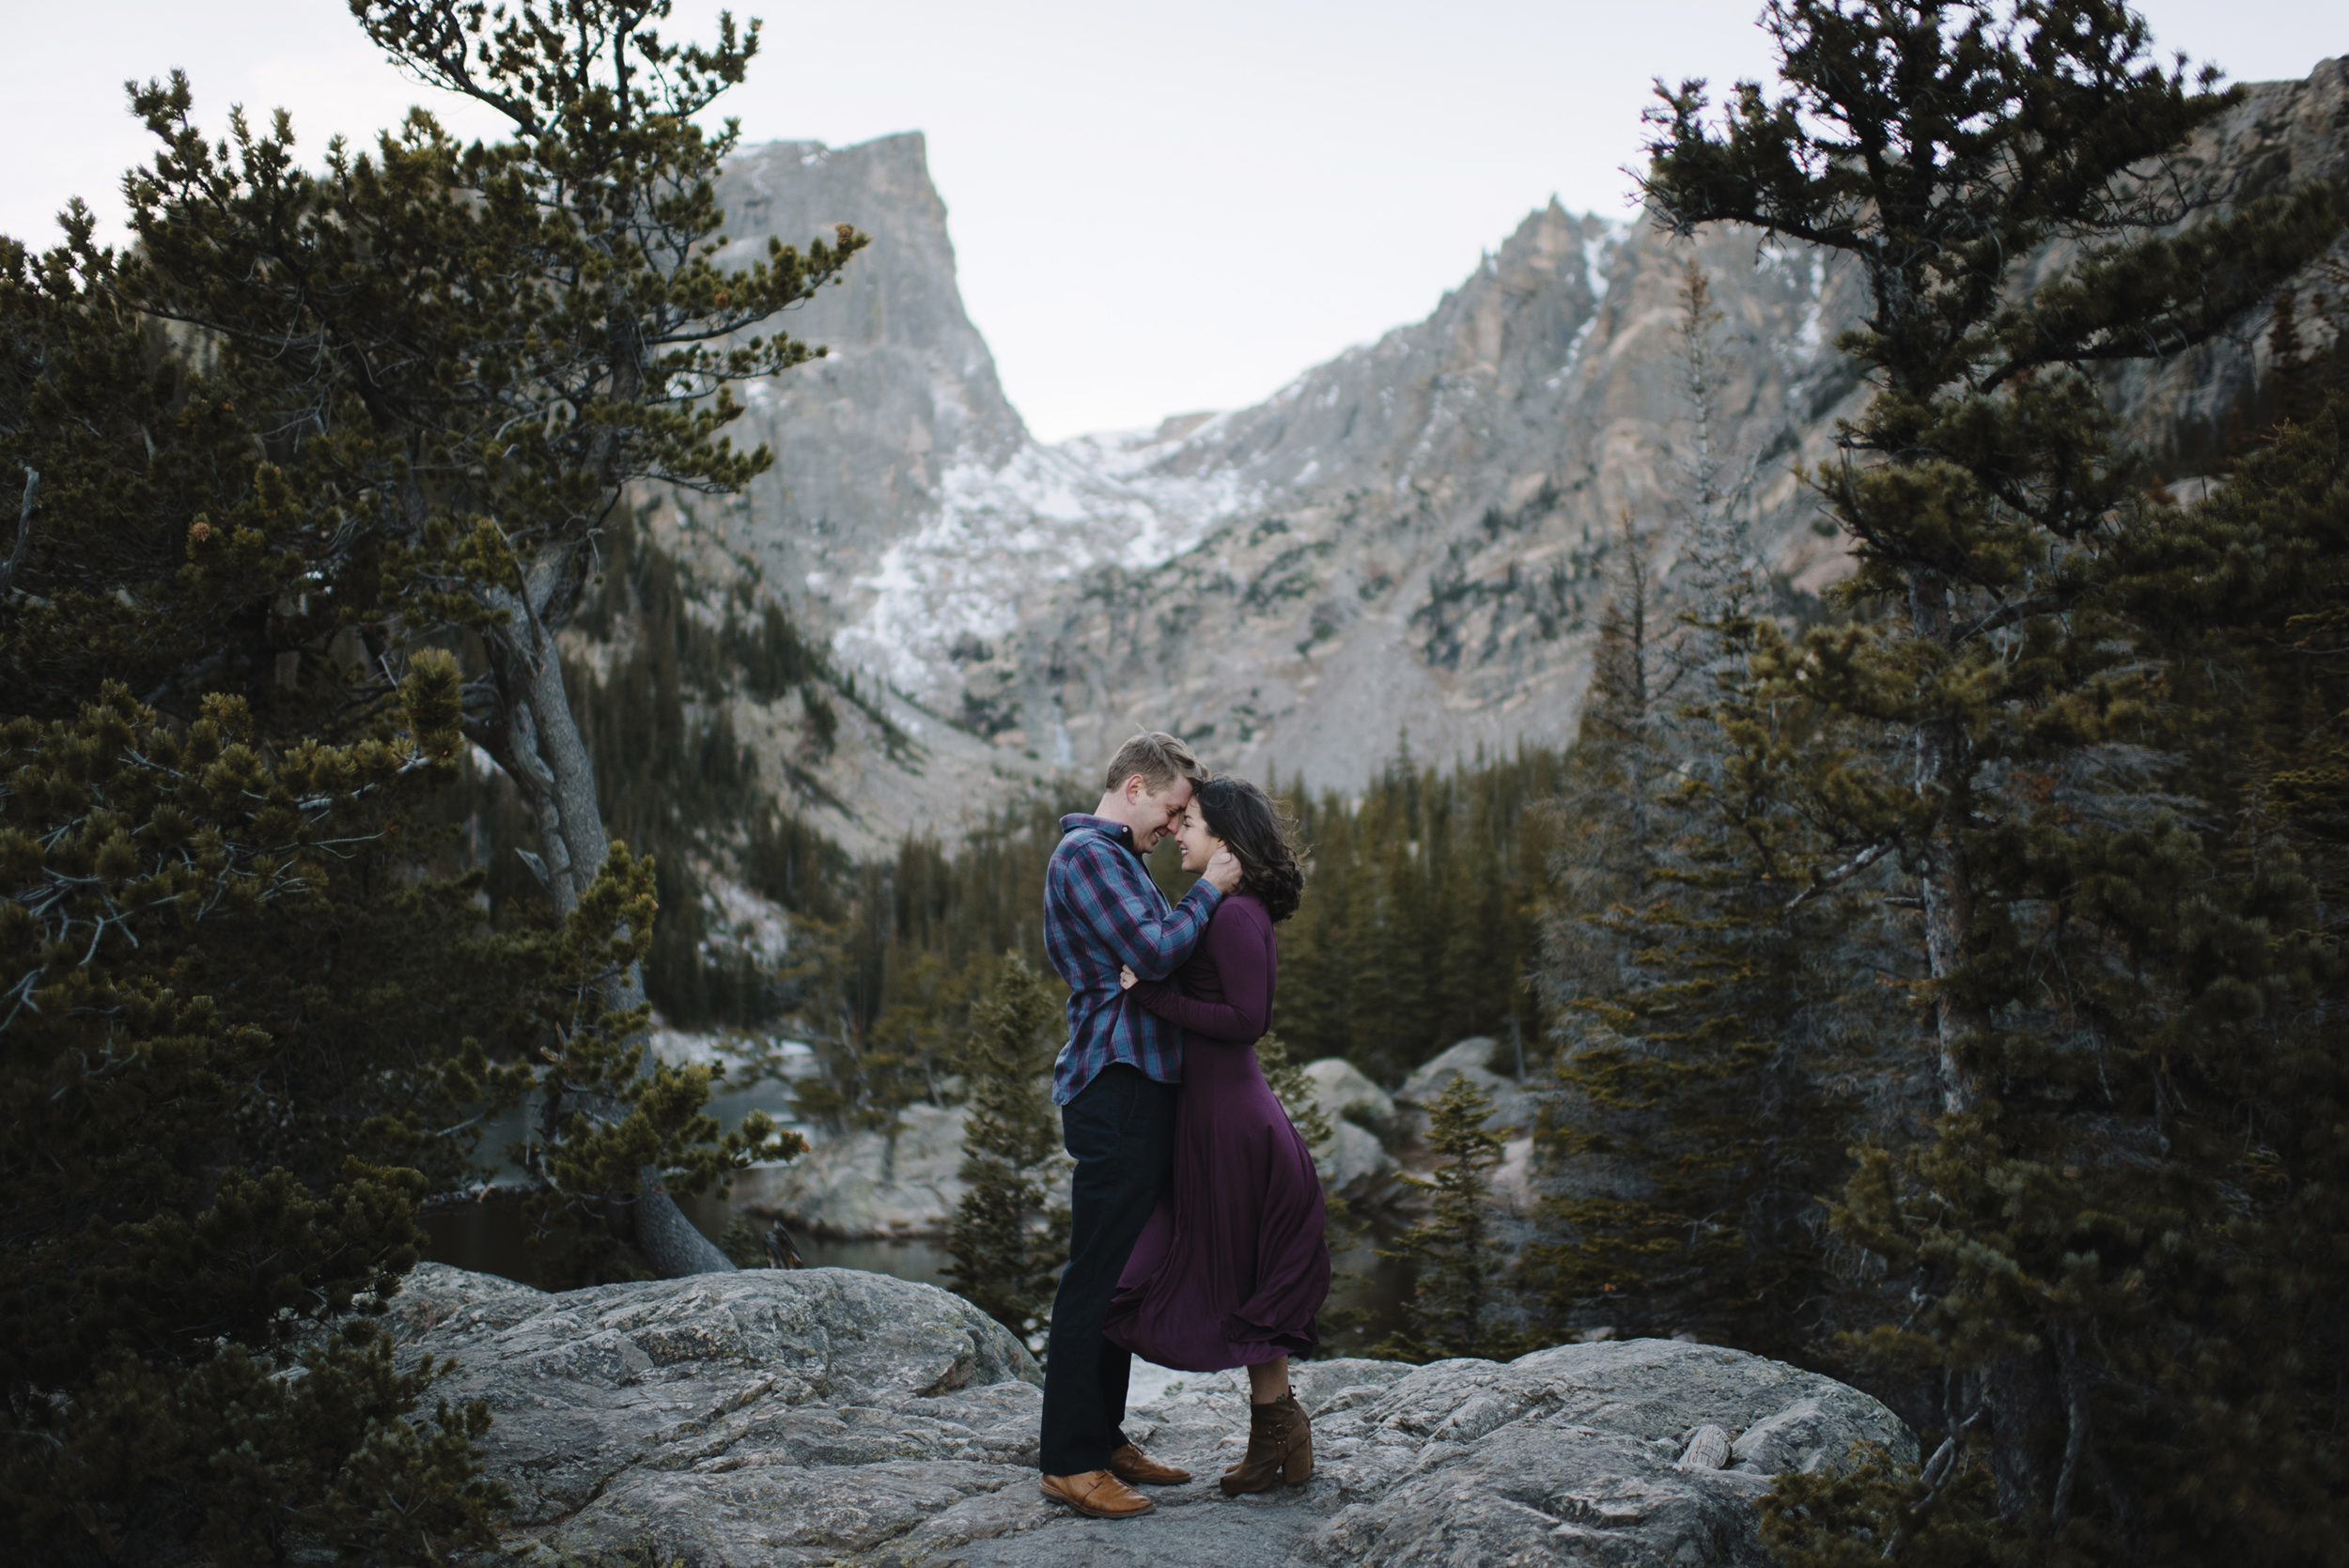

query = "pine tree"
[
  {"left": 1378, "top": 1074, "right": 1526, "bottom": 1362},
  {"left": 94, "top": 0, "right": 866, "bottom": 1274},
  {"left": 558, "top": 514, "right": 844, "bottom": 1031},
  {"left": 0, "top": 120, "right": 799, "bottom": 1549},
  {"left": 0, "top": 668, "right": 517, "bottom": 1564},
  {"left": 1529, "top": 259, "right": 1911, "bottom": 1362},
  {"left": 944, "top": 955, "right": 1070, "bottom": 1352},
  {"left": 1540, "top": 524, "right": 1668, "bottom": 1007},
  {"left": 1271, "top": 748, "right": 1562, "bottom": 1083},
  {"left": 1641, "top": 2, "right": 2345, "bottom": 1559}
]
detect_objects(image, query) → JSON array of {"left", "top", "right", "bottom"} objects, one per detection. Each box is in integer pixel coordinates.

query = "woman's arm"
[{"left": 1129, "top": 907, "right": 1270, "bottom": 1042}]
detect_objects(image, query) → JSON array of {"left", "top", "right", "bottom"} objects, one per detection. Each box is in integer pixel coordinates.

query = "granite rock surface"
[
  {"left": 732, "top": 1104, "right": 1007, "bottom": 1239},
  {"left": 397, "top": 1265, "right": 1909, "bottom": 1566},
  {"left": 1395, "top": 1035, "right": 1541, "bottom": 1138},
  {"left": 1303, "top": 1056, "right": 1399, "bottom": 1135}
]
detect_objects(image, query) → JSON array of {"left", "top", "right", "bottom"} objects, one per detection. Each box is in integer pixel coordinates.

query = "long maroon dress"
[{"left": 1102, "top": 892, "right": 1330, "bottom": 1372}]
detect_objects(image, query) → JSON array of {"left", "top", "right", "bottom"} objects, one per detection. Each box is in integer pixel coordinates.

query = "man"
[{"left": 1036, "top": 730, "right": 1241, "bottom": 1520}]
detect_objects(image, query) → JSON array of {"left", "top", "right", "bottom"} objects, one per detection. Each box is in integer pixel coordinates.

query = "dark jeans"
[{"left": 1038, "top": 1062, "right": 1176, "bottom": 1476}]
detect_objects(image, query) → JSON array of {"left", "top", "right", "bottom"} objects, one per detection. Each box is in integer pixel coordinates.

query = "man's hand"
[
  {"left": 1204, "top": 846, "right": 1243, "bottom": 894},
  {"left": 1118, "top": 964, "right": 1138, "bottom": 991}
]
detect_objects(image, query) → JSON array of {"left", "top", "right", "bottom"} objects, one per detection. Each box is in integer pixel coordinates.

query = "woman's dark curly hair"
[{"left": 1195, "top": 774, "right": 1307, "bottom": 923}]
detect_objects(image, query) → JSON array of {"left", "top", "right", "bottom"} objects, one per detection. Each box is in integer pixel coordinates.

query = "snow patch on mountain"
[{"left": 832, "top": 434, "right": 1261, "bottom": 695}]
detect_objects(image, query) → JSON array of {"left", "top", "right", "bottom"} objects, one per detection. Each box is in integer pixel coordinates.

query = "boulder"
[
  {"left": 389, "top": 1263, "right": 1045, "bottom": 1564},
  {"left": 1302, "top": 1057, "right": 1398, "bottom": 1136},
  {"left": 1315, "top": 1118, "right": 1399, "bottom": 1199},
  {"left": 1102, "top": 1342, "right": 1913, "bottom": 1568},
  {"left": 397, "top": 1265, "right": 1911, "bottom": 1566},
  {"left": 731, "top": 1102, "right": 969, "bottom": 1237},
  {"left": 1491, "top": 1135, "right": 1537, "bottom": 1217},
  {"left": 1394, "top": 1036, "right": 1540, "bottom": 1137},
  {"left": 733, "top": 1103, "right": 1071, "bottom": 1238}
]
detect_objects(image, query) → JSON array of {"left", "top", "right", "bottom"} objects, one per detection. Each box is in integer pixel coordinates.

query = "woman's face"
[{"left": 1173, "top": 799, "right": 1224, "bottom": 875}]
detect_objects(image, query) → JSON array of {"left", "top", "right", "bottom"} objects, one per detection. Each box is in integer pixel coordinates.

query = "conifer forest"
[{"left": 7, "top": 2, "right": 2349, "bottom": 1565}]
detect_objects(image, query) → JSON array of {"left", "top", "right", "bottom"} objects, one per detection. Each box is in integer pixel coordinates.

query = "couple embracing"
[{"left": 1034, "top": 731, "right": 1331, "bottom": 1520}]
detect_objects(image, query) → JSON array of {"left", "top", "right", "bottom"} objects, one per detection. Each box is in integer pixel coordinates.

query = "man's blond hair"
[{"left": 1102, "top": 730, "right": 1207, "bottom": 796}]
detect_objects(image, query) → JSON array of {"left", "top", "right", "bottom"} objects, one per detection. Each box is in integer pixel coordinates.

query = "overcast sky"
[{"left": 4, "top": 2, "right": 2337, "bottom": 441}]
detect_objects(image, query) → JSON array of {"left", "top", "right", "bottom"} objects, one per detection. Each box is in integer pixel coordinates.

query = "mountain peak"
[{"left": 644, "top": 62, "right": 2347, "bottom": 837}]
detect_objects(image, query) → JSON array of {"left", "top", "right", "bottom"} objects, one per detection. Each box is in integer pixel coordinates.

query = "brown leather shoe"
[
  {"left": 1039, "top": 1469, "right": 1157, "bottom": 1519},
  {"left": 1109, "top": 1442, "right": 1192, "bottom": 1485}
]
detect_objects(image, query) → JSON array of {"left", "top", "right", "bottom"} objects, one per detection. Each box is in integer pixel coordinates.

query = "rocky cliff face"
[
  {"left": 705, "top": 133, "right": 1024, "bottom": 611},
  {"left": 950, "top": 210, "right": 1867, "bottom": 789},
  {"left": 672, "top": 61, "right": 2344, "bottom": 826}
]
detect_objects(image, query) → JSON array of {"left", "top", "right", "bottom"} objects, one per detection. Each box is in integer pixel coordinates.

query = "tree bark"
[
  {"left": 1908, "top": 566, "right": 1987, "bottom": 1115},
  {"left": 0, "top": 468, "right": 37, "bottom": 612},
  {"left": 480, "top": 553, "right": 736, "bottom": 1279},
  {"left": 1984, "top": 1343, "right": 2063, "bottom": 1528}
]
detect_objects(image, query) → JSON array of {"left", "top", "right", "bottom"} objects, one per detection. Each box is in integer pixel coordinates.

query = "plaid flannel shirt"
[{"left": 1043, "top": 813, "right": 1222, "bottom": 1105}]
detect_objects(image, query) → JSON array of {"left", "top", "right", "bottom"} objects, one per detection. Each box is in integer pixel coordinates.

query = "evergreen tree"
[
  {"left": 1641, "top": 2, "right": 2344, "bottom": 1559},
  {"left": 0, "top": 668, "right": 513, "bottom": 1564},
  {"left": 944, "top": 955, "right": 1070, "bottom": 1352},
  {"left": 775, "top": 793, "right": 1080, "bottom": 1134},
  {"left": 561, "top": 514, "right": 845, "bottom": 1030},
  {"left": 1378, "top": 1074, "right": 1526, "bottom": 1362},
  {"left": 94, "top": 0, "right": 865, "bottom": 1273},
  {"left": 1531, "top": 261, "right": 1914, "bottom": 1362},
  {"left": 1274, "top": 746, "right": 1562, "bottom": 1082},
  {"left": 1540, "top": 532, "right": 1669, "bottom": 1006},
  {"left": 2, "top": 213, "right": 790, "bottom": 1285},
  {"left": 0, "top": 75, "right": 802, "bottom": 1545}
]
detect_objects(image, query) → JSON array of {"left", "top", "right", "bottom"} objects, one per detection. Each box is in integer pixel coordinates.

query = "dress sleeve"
[{"left": 1131, "top": 906, "right": 1271, "bottom": 1043}]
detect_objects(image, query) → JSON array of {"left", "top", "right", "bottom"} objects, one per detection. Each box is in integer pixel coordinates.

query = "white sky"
[{"left": 4, "top": 2, "right": 2337, "bottom": 441}]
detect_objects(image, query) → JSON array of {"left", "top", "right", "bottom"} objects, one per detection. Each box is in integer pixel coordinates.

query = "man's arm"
[
  {"left": 1130, "top": 911, "right": 1271, "bottom": 1040},
  {"left": 1062, "top": 837, "right": 1221, "bottom": 982}
]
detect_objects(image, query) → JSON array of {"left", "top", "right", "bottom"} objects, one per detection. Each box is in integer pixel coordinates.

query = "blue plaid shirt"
[{"left": 1043, "top": 813, "right": 1222, "bottom": 1105}]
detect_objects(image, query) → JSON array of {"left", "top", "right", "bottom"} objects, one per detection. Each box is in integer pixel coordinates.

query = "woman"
[{"left": 1105, "top": 773, "right": 1329, "bottom": 1496}]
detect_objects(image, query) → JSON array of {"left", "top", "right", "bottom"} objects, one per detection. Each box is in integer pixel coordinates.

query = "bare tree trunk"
[
  {"left": 479, "top": 556, "right": 736, "bottom": 1279},
  {"left": 1985, "top": 1342, "right": 2063, "bottom": 1526},
  {"left": 0, "top": 468, "right": 37, "bottom": 610},
  {"left": 1908, "top": 566, "right": 1987, "bottom": 1116}
]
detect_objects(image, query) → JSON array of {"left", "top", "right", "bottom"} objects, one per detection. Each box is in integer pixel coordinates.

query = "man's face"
[{"left": 1131, "top": 775, "right": 1193, "bottom": 850}]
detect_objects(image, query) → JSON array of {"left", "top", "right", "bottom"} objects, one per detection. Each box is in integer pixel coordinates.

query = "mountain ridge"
[{"left": 631, "top": 58, "right": 2347, "bottom": 848}]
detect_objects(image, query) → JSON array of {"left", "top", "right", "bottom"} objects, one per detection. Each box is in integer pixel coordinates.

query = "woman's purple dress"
[{"left": 1102, "top": 892, "right": 1330, "bottom": 1372}]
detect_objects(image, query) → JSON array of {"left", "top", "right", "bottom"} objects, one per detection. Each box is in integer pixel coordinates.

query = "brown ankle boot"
[{"left": 1220, "top": 1390, "right": 1314, "bottom": 1495}]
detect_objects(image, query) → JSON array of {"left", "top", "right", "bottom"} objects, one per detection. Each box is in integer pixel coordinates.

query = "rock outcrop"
[
  {"left": 707, "top": 133, "right": 1030, "bottom": 625},
  {"left": 396, "top": 1264, "right": 1910, "bottom": 1566},
  {"left": 735, "top": 1103, "right": 990, "bottom": 1239},
  {"left": 1304, "top": 1057, "right": 1398, "bottom": 1136},
  {"left": 1315, "top": 1118, "right": 1400, "bottom": 1200},
  {"left": 1396, "top": 1035, "right": 1541, "bottom": 1138},
  {"left": 1301, "top": 1057, "right": 1402, "bottom": 1198}
]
